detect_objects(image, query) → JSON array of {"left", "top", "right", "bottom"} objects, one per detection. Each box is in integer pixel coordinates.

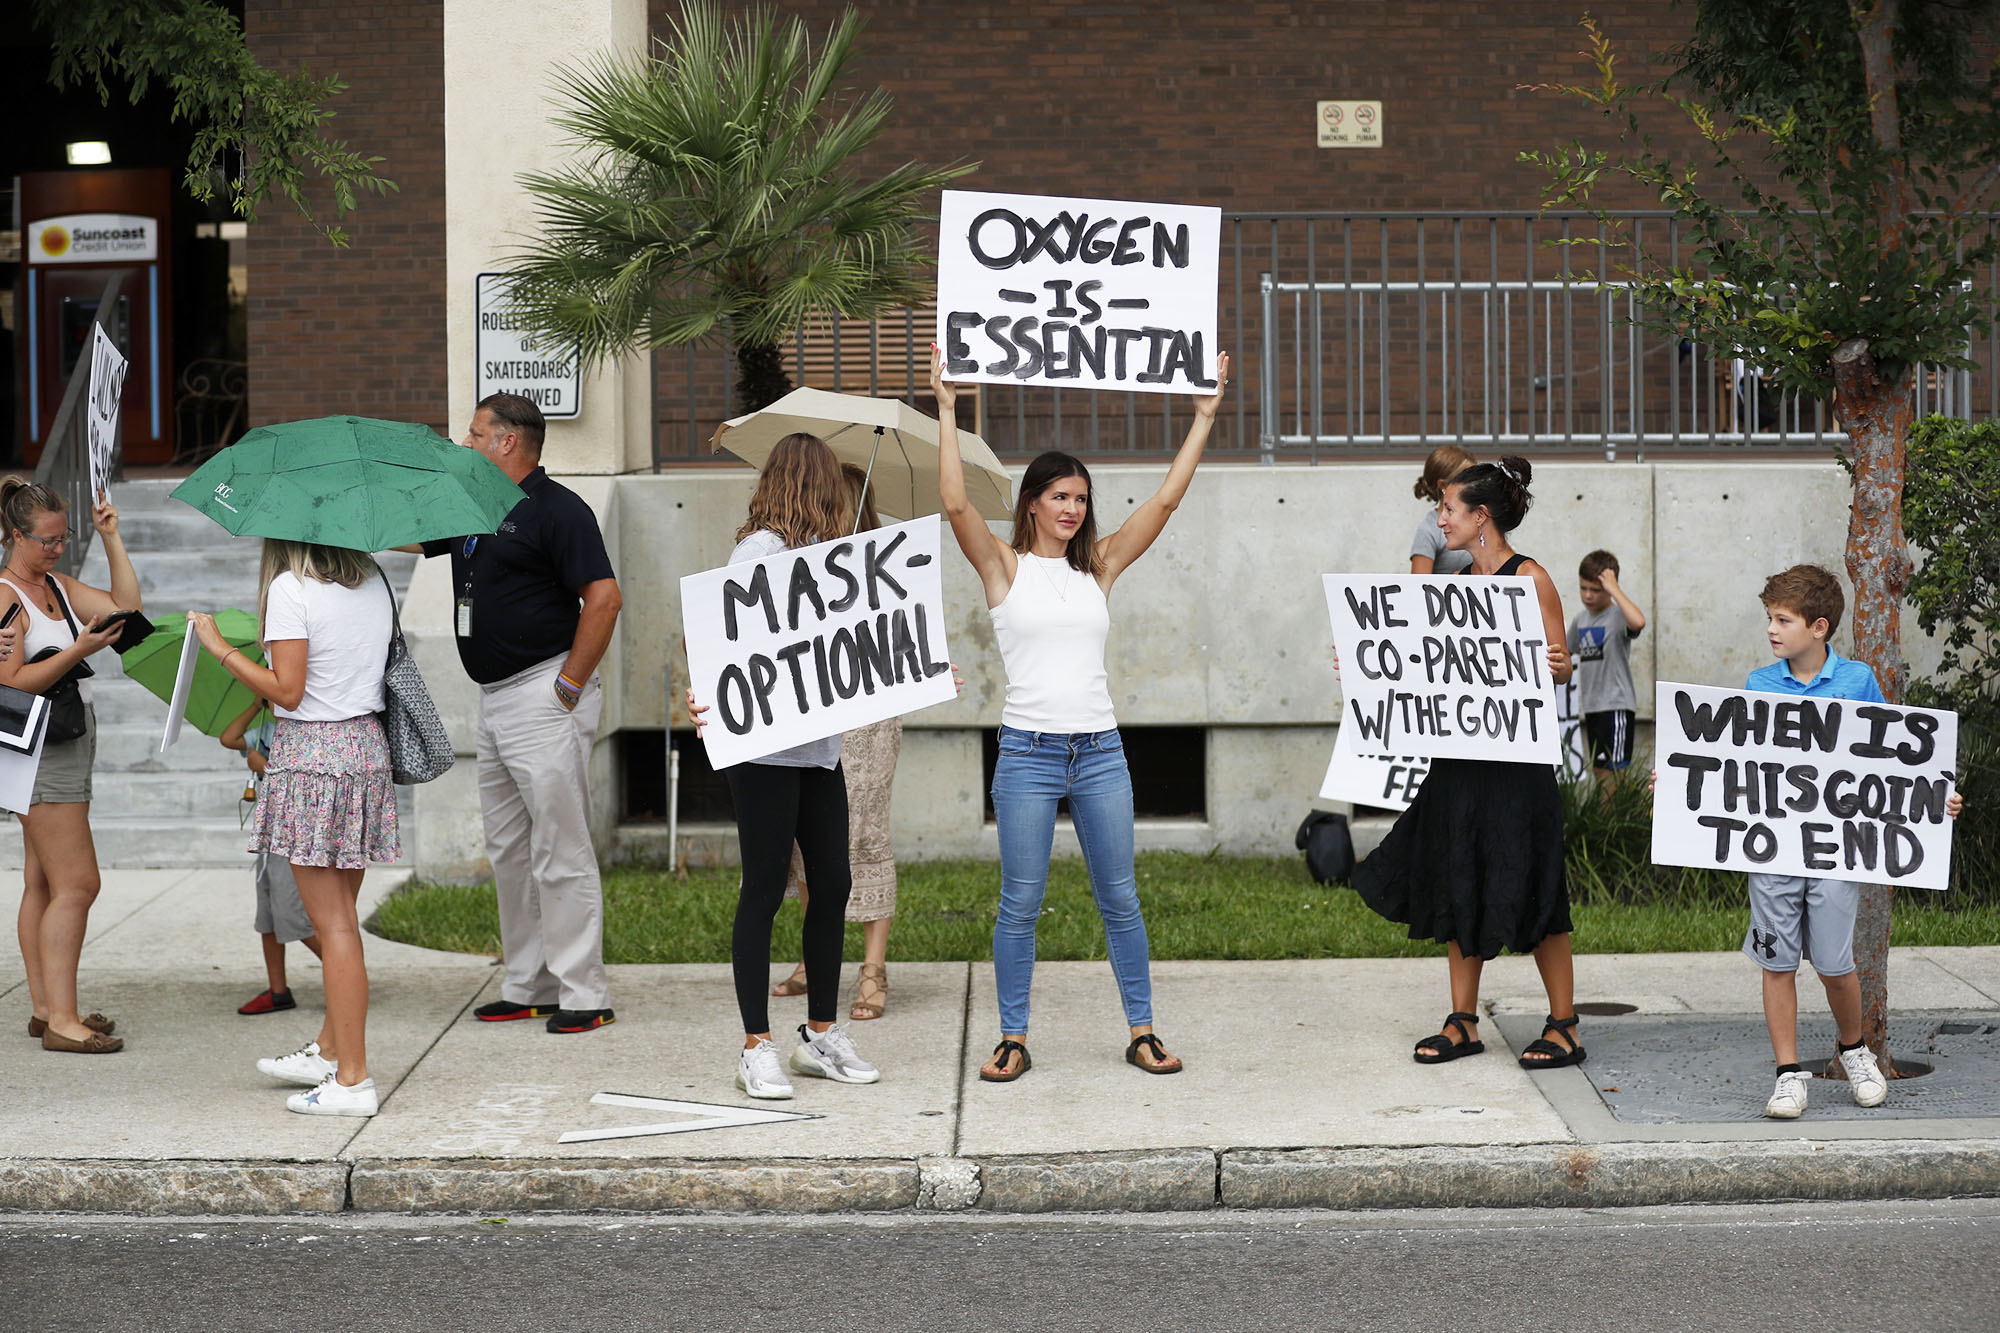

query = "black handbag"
[
  {"left": 28, "top": 578, "right": 97, "bottom": 745},
  {"left": 1295, "top": 810, "right": 1356, "bottom": 885}
]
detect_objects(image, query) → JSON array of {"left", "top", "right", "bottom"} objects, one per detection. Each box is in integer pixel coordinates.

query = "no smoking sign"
[{"left": 1317, "top": 99, "right": 1383, "bottom": 149}]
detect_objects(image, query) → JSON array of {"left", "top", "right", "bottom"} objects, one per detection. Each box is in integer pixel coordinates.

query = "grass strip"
[{"left": 367, "top": 851, "right": 2000, "bottom": 962}]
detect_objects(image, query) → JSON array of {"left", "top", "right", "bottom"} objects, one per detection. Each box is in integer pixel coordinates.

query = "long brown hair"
[
  {"left": 842, "top": 463, "right": 881, "bottom": 534},
  {"left": 738, "top": 433, "right": 845, "bottom": 547},
  {"left": 1009, "top": 450, "right": 1101, "bottom": 575}
]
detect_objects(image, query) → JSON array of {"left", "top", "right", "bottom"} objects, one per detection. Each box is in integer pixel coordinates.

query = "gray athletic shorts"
[
  {"left": 1744, "top": 873, "right": 1860, "bottom": 976},
  {"left": 253, "top": 849, "right": 314, "bottom": 943}
]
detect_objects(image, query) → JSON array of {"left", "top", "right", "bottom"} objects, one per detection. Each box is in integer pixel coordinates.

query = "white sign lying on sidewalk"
[
  {"left": 558, "top": 1092, "right": 819, "bottom": 1144},
  {"left": 681, "top": 516, "right": 958, "bottom": 769},
  {"left": 1325, "top": 573, "right": 1560, "bottom": 764},
  {"left": 1651, "top": 680, "right": 1960, "bottom": 890}
]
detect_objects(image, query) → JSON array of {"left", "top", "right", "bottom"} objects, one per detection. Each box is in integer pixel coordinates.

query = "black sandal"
[
  {"left": 1518, "top": 1013, "right": 1586, "bottom": 1069},
  {"left": 1125, "top": 1033, "right": 1184, "bottom": 1075},
  {"left": 1414, "top": 1011, "right": 1486, "bottom": 1064},
  {"left": 980, "top": 1039, "right": 1032, "bottom": 1083}
]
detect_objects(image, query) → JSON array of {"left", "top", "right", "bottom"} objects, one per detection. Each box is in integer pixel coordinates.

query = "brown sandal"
[
  {"left": 28, "top": 1013, "right": 115, "bottom": 1039},
  {"left": 849, "top": 963, "right": 887, "bottom": 1021},
  {"left": 979, "top": 1039, "right": 1032, "bottom": 1082},
  {"left": 1126, "top": 1033, "right": 1184, "bottom": 1075},
  {"left": 770, "top": 962, "right": 809, "bottom": 997},
  {"left": 42, "top": 1027, "right": 124, "bottom": 1054}
]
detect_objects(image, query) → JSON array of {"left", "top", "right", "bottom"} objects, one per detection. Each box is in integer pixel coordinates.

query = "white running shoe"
[
  {"left": 1839, "top": 1044, "right": 1889, "bottom": 1108},
  {"left": 791, "top": 1022, "right": 880, "bottom": 1084},
  {"left": 287, "top": 1075, "right": 378, "bottom": 1117},
  {"left": 737, "top": 1037, "right": 794, "bottom": 1100},
  {"left": 258, "top": 1040, "right": 336, "bottom": 1087},
  {"left": 1764, "top": 1068, "right": 1811, "bottom": 1119}
]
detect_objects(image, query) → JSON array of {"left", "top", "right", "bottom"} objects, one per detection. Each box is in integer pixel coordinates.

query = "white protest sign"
[
  {"left": 1324, "top": 573, "right": 1560, "bottom": 764},
  {"left": 1319, "top": 715, "right": 1430, "bottom": 809},
  {"left": 160, "top": 620, "right": 200, "bottom": 752},
  {"left": 937, "top": 189, "right": 1221, "bottom": 395},
  {"left": 681, "top": 517, "right": 957, "bottom": 770},
  {"left": 1651, "top": 681, "right": 1958, "bottom": 890},
  {"left": 475, "top": 273, "right": 580, "bottom": 419},
  {"left": 86, "top": 323, "right": 128, "bottom": 502}
]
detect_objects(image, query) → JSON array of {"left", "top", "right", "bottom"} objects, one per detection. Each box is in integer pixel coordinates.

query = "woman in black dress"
[{"left": 1349, "top": 456, "right": 1584, "bottom": 1070}]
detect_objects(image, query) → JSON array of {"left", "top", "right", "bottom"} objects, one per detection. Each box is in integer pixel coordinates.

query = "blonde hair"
[
  {"left": 258, "top": 539, "right": 381, "bottom": 628},
  {"left": 1414, "top": 446, "right": 1478, "bottom": 502},
  {"left": 842, "top": 463, "right": 881, "bottom": 535},
  {"left": 737, "top": 433, "right": 846, "bottom": 547},
  {"left": 0, "top": 476, "right": 65, "bottom": 552}
]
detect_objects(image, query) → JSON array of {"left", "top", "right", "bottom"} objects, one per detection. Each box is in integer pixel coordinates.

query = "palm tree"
[{"left": 504, "top": 2, "right": 975, "bottom": 412}]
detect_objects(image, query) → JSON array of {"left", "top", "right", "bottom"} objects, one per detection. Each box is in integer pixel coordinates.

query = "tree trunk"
[
  {"left": 1829, "top": 335, "right": 1915, "bottom": 1074},
  {"left": 734, "top": 341, "right": 793, "bottom": 414}
]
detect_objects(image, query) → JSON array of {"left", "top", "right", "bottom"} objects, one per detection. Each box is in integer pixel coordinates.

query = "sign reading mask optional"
[
  {"left": 475, "top": 273, "right": 580, "bottom": 419},
  {"left": 27, "top": 213, "right": 158, "bottom": 265},
  {"left": 1324, "top": 573, "right": 1559, "bottom": 764},
  {"left": 1651, "top": 681, "right": 1959, "bottom": 890},
  {"left": 681, "top": 517, "right": 958, "bottom": 769},
  {"left": 86, "top": 324, "right": 128, "bottom": 502},
  {"left": 936, "top": 189, "right": 1221, "bottom": 395}
]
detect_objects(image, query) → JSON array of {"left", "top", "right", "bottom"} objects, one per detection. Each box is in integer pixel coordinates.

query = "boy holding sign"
[{"left": 1662, "top": 566, "right": 1962, "bottom": 1119}]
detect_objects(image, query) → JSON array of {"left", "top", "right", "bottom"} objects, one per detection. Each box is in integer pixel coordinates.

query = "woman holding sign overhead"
[
  {"left": 931, "top": 345, "right": 1228, "bottom": 1083},
  {"left": 1347, "top": 458, "right": 1584, "bottom": 1071},
  {"left": 0, "top": 478, "right": 143, "bottom": 1056},
  {"left": 687, "top": 434, "right": 884, "bottom": 1101}
]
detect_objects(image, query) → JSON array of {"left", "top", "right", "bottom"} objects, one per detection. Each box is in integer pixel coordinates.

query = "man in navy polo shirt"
[{"left": 426, "top": 393, "right": 623, "bottom": 1033}]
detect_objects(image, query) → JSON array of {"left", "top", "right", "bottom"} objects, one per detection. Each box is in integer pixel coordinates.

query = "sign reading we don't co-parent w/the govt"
[
  {"left": 681, "top": 518, "right": 959, "bottom": 770},
  {"left": 1652, "top": 681, "right": 1959, "bottom": 890},
  {"left": 936, "top": 189, "right": 1221, "bottom": 395},
  {"left": 1324, "top": 574, "right": 1561, "bottom": 765}
]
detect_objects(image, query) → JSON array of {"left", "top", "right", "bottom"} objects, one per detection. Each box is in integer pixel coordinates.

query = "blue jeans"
[{"left": 990, "top": 725, "right": 1153, "bottom": 1034}]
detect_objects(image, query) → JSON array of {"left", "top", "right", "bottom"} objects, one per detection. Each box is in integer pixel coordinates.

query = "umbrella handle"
[{"left": 854, "top": 427, "right": 882, "bottom": 536}]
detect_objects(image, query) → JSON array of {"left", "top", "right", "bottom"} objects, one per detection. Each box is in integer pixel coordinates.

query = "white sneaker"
[
  {"left": 791, "top": 1022, "right": 880, "bottom": 1084},
  {"left": 287, "top": 1075, "right": 378, "bottom": 1117},
  {"left": 1839, "top": 1044, "right": 1889, "bottom": 1108},
  {"left": 258, "top": 1040, "right": 336, "bottom": 1087},
  {"left": 736, "top": 1038, "right": 794, "bottom": 1100},
  {"left": 1765, "top": 1068, "right": 1811, "bottom": 1119}
]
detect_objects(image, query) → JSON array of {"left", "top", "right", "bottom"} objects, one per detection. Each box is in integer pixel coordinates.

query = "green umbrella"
[
  {"left": 120, "top": 611, "right": 268, "bottom": 739},
  {"left": 168, "top": 416, "right": 524, "bottom": 550}
]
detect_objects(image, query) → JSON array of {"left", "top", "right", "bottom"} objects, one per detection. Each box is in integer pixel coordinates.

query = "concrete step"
[
  {"left": 0, "top": 817, "right": 253, "bottom": 870},
  {"left": 95, "top": 721, "right": 257, "bottom": 773},
  {"left": 93, "top": 769, "right": 260, "bottom": 817}
]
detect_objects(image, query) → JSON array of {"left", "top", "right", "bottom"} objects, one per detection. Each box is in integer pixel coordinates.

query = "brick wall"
[{"left": 244, "top": 0, "right": 447, "bottom": 433}]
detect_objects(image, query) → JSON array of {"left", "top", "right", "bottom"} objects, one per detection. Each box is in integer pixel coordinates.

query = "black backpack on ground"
[{"left": 1295, "top": 811, "right": 1355, "bottom": 885}]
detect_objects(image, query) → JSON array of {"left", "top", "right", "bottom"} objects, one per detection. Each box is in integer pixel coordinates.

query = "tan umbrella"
[{"left": 709, "top": 387, "right": 1013, "bottom": 524}]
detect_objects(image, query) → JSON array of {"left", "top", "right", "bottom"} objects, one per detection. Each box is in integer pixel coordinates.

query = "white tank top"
[
  {"left": 0, "top": 574, "right": 92, "bottom": 703},
  {"left": 988, "top": 553, "right": 1116, "bottom": 733}
]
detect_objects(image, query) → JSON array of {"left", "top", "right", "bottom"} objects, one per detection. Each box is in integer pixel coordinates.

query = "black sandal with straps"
[
  {"left": 1125, "top": 1032, "right": 1184, "bottom": 1075},
  {"left": 1414, "top": 1011, "right": 1486, "bottom": 1064},
  {"left": 980, "top": 1039, "right": 1032, "bottom": 1083},
  {"left": 1518, "top": 1013, "right": 1586, "bottom": 1069}
]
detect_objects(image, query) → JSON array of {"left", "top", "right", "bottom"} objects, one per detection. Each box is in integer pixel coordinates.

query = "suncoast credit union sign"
[
  {"left": 27, "top": 213, "right": 159, "bottom": 264},
  {"left": 475, "top": 273, "right": 581, "bottom": 419}
]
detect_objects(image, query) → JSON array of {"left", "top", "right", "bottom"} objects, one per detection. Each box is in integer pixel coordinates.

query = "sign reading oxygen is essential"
[
  {"left": 476, "top": 273, "right": 580, "bottom": 419},
  {"left": 1324, "top": 574, "right": 1560, "bottom": 764},
  {"left": 936, "top": 189, "right": 1221, "bottom": 395},
  {"left": 681, "top": 517, "right": 958, "bottom": 769},
  {"left": 1651, "top": 681, "right": 1959, "bottom": 890}
]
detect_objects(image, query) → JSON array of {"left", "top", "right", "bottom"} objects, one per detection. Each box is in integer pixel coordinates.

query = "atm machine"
[{"left": 16, "top": 167, "right": 173, "bottom": 466}]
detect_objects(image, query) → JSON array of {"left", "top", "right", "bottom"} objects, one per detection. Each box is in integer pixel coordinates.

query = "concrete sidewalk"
[{"left": 6, "top": 868, "right": 2000, "bottom": 1215}]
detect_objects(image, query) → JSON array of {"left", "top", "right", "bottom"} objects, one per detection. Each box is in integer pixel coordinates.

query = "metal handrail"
[{"left": 32, "top": 270, "right": 127, "bottom": 576}]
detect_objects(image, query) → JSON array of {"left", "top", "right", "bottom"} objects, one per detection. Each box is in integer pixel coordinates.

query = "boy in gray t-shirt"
[{"left": 1565, "top": 550, "right": 1646, "bottom": 777}]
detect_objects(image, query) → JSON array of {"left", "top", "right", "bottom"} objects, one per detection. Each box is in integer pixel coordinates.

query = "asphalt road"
[{"left": 4, "top": 1200, "right": 1996, "bottom": 1332}]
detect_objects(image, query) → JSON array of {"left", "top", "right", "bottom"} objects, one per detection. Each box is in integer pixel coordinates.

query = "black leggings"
[{"left": 726, "top": 761, "right": 852, "bottom": 1033}]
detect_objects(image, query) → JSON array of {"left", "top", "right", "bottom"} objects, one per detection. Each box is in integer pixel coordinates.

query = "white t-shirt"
[{"left": 263, "top": 571, "right": 394, "bottom": 723}]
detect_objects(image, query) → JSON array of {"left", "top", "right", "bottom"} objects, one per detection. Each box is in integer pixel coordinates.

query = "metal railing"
[
  {"left": 33, "top": 271, "right": 127, "bottom": 576},
  {"left": 654, "top": 211, "right": 2000, "bottom": 465}
]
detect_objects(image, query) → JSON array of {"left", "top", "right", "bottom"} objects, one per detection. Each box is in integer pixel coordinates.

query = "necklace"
[
  {"left": 0, "top": 565, "right": 51, "bottom": 611},
  {"left": 1032, "top": 553, "right": 1072, "bottom": 602}
]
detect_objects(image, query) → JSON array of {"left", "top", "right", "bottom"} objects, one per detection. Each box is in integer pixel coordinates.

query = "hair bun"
[{"left": 1496, "top": 455, "right": 1533, "bottom": 488}]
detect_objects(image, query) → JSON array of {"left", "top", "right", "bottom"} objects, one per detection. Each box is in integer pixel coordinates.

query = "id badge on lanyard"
[{"left": 456, "top": 535, "right": 478, "bottom": 637}]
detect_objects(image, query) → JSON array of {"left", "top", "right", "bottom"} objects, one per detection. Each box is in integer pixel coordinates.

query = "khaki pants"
[{"left": 478, "top": 656, "right": 608, "bottom": 1010}]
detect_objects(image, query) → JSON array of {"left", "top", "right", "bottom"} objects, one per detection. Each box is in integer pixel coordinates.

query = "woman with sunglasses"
[{"left": 0, "top": 478, "right": 143, "bottom": 1054}]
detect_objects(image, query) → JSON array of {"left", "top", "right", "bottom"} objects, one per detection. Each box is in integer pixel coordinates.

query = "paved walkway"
[{"left": 6, "top": 868, "right": 2000, "bottom": 1214}]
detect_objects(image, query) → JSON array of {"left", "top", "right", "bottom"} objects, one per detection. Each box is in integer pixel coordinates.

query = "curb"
[{"left": 7, "top": 1140, "right": 2000, "bottom": 1215}]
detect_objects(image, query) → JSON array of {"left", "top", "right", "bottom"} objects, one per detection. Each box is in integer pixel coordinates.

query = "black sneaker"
[
  {"left": 546, "top": 1008, "right": 616, "bottom": 1034},
  {"left": 474, "top": 1000, "right": 557, "bottom": 1022}
]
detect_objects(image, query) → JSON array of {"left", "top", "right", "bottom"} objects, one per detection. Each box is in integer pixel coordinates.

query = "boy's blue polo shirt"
[{"left": 1745, "top": 649, "right": 1885, "bottom": 703}]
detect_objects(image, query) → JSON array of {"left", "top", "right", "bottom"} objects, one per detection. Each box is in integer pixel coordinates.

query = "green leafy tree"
[
  {"left": 32, "top": 0, "right": 395, "bottom": 246},
  {"left": 1523, "top": 0, "right": 2000, "bottom": 1066},
  {"left": 502, "top": 1, "right": 975, "bottom": 412}
]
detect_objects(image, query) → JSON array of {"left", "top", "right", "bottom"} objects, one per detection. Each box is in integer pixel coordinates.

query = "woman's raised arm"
[
  {"left": 1098, "top": 351, "right": 1229, "bottom": 587},
  {"left": 931, "top": 346, "right": 1016, "bottom": 608}
]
